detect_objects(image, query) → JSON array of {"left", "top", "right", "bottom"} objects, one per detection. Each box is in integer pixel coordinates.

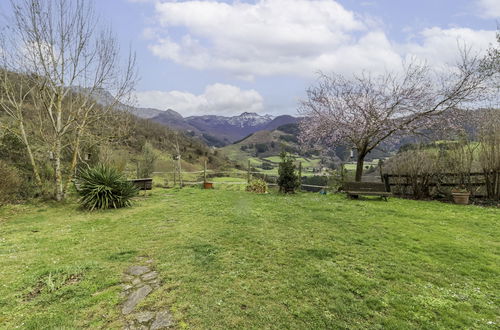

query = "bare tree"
[
  {"left": 0, "top": 67, "right": 42, "bottom": 186},
  {"left": 478, "top": 109, "right": 500, "bottom": 200},
  {"left": 299, "top": 51, "right": 492, "bottom": 181},
  {"left": 0, "top": 0, "right": 136, "bottom": 200}
]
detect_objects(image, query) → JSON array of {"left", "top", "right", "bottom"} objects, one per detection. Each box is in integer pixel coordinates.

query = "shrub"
[
  {"left": 246, "top": 179, "right": 268, "bottom": 193},
  {"left": 278, "top": 151, "right": 299, "bottom": 193},
  {"left": 255, "top": 143, "right": 269, "bottom": 153},
  {"left": 137, "top": 142, "right": 158, "bottom": 178},
  {"left": 0, "top": 160, "right": 22, "bottom": 205},
  {"left": 383, "top": 148, "right": 441, "bottom": 199},
  {"left": 77, "top": 164, "right": 138, "bottom": 211}
]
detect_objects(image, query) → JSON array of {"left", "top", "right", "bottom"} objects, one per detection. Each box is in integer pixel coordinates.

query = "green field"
[
  {"left": 343, "top": 159, "right": 380, "bottom": 171},
  {"left": 0, "top": 189, "right": 498, "bottom": 329}
]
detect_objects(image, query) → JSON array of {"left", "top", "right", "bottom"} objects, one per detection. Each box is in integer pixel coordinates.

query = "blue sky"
[{"left": 6, "top": 0, "right": 500, "bottom": 117}]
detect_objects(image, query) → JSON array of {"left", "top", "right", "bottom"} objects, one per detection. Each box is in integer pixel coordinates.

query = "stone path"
[{"left": 121, "top": 261, "right": 174, "bottom": 329}]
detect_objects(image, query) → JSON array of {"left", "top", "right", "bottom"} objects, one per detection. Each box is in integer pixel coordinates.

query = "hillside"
[
  {"left": 0, "top": 73, "right": 232, "bottom": 195},
  {"left": 220, "top": 123, "right": 326, "bottom": 175}
]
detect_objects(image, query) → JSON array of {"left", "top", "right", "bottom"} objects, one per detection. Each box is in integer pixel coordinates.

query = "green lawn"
[{"left": 0, "top": 189, "right": 498, "bottom": 329}]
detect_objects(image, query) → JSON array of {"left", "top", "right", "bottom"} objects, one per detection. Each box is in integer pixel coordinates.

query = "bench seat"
[
  {"left": 344, "top": 182, "right": 391, "bottom": 200},
  {"left": 347, "top": 191, "right": 392, "bottom": 197}
]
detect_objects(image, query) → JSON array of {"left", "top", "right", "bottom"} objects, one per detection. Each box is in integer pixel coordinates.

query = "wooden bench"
[
  {"left": 128, "top": 178, "right": 153, "bottom": 191},
  {"left": 343, "top": 182, "right": 392, "bottom": 201}
]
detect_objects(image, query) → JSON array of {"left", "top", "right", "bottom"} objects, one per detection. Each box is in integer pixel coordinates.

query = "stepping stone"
[
  {"left": 141, "top": 271, "right": 158, "bottom": 281},
  {"left": 122, "top": 285, "right": 152, "bottom": 315},
  {"left": 123, "top": 274, "right": 134, "bottom": 282},
  {"left": 151, "top": 310, "right": 174, "bottom": 329},
  {"left": 127, "top": 266, "right": 150, "bottom": 276},
  {"left": 122, "top": 284, "right": 133, "bottom": 291},
  {"left": 136, "top": 311, "right": 155, "bottom": 324}
]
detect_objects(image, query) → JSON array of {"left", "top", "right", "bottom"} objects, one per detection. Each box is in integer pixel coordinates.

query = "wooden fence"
[
  {"left": 382, "top": 171, "right": 500, "bottom": 199},
  {"left": 151, "top": 160, "right": 335, "bottom": 191}
]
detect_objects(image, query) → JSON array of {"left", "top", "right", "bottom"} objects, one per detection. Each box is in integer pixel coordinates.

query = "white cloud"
[
  {"left": 477, "top": 0, "right": 500, "bottom": 18},
  {"left": 148, "top": 0, "right": 395, "bottom": 78},
  {"left": 145, "top": 0, "right": 497, "bottom": 79},
  {"left": 403, "top": 27, "right": 497, "bottom": 68},
  {"left": 134, "top": 83, "right": 264, "bottom": 116}
]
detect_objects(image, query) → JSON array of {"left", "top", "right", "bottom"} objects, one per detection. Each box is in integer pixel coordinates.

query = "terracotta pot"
[
  {"left": 203, "top": 182, "right": 213, "bottom": 189},
  {"left": 452, "top": 192, "right": 470, "bottom": 205}
]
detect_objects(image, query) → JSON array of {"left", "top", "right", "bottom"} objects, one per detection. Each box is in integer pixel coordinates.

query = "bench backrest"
[
  {"left": 344, "top": 182, "right": 388, "bottom": 192},
  {"left": 129, "top": 178, "right": 153, "bottom": 190}
]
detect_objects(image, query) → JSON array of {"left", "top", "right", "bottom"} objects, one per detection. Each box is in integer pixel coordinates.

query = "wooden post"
[
  {"left": 247, "top": 159, "right": 251, "bottom": 183},
  {"left": 383, "top": 174, "right": 391, "bottom": 192},
  {"left": 173, "top": 163, "right": 177, "bottom": 187},
  {"left": 178, "top": 155, "right": 183, "bottom": 188},
  {"left": 298, "top": 161, "right": 302, "bottom": 190},
  {"left": 378, "top": 159, "right": 384, "bottom": 181},
  {"left": 204, "top": 160, "right": 207, "bottom": 183}
]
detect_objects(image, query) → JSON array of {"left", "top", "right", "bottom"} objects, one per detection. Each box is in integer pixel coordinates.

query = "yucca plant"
[{"left": 76, "top": 164, "right": 138, "bottom": 211}]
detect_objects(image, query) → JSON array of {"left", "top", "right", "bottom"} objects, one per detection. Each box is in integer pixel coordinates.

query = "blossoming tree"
[{"left": 299, "top": 52, "right": 492, "bottom": 181}]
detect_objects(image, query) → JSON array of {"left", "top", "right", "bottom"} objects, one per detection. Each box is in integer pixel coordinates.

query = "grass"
[
  {"left": 0, "top": 189, "right": 498, "bottom": 329},
  {"left": 343, "top": 159, "right": 380, "bottom": 171}
]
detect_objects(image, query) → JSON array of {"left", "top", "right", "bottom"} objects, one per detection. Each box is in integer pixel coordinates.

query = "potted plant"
[
  {"left": 203, "top": 181, "right": 213, "bottom": 189},
  {"left": 451, "top": 185, "right": 471, "bottom": 205}
]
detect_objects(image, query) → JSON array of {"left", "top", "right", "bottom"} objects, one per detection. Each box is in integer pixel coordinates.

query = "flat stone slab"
[
  {"left": 141, "top": 271, "right": 158, "bottom": 281},
  {"left": 136, "top": 311, "right": 155, "bottom": 324},
  {"left": 126, "top": 266, "right": 151, "bottom": 276},
  {"left": 151, "top": 310, "right": 174, "bottom": 329},
  {"left": 122, "top": 285, "right": 152, "bottom": 315},
  {"left": 121, "top": 262, "right": 174, "bottom": 328}
]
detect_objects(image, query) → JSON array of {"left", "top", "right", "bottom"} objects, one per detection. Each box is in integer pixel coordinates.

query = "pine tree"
[{"left": 278, "top": 152, "right": 299, "bottom": 193}]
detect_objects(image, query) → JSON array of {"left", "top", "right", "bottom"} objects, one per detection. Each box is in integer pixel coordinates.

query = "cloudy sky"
[{"left": 93, "top": 1, "right": 498, "bottom": 116}]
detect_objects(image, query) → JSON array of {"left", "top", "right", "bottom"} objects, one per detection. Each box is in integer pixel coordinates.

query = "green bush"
[
  {"left": 246, "top": 179, "right": 268, "bottom": 194},
  {"left": 76, "top": 164, "right": 138, "bottom": 211},
  {"left": 278, "top": 152, "right": 299, "bottom": 193},
  {"left": 137, "top": 142, "right": 157, "bottom": 178},
  {"left": 0, "top": 160, "right": 22, "bottom": 205}
]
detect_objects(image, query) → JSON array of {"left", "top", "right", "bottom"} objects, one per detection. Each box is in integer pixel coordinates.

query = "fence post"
[
  {"left": 178, "top": 155, "right": 183, "bottom": 188},
  {"left": 247, "top": 160, "right": 251, "bottom": 183},
  {"left": 204, "top": 160, "right": 207, "bottom": 183},
  {"left": 383, "top": 174, "right": 390, "bottom": 192},
  {"left": 173, "top": 164, "right": 177, "bottom": 187},
  {"left": 298, "top": 161, "right": 302, "bottom": 190}
]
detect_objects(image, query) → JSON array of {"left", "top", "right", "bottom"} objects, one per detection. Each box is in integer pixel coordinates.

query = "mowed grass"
[{"left": 0, "top": 189, "right": 498, "bottom": 329}]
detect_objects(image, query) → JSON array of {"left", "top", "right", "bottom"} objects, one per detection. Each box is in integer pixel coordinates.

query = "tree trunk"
[
  {"left": 355, "top": 153, "right": 366, "bottom": 182},
  {"left": 19, "top": 120, "right": 42, "bottom": 186},
  {"left": 54, "top": 137, "right": 64, "bottom": 201},
  {"left": 63, "top": 130, "right": 82, "bottom": 194},
  {"left": 54, "top": 95, "right": 64, "bottom": 201}
]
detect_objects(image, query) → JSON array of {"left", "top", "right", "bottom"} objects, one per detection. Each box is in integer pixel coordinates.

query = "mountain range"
[
  {"left": 87, "top": 87, "right": 299, "bottom": 147},
  {"left": 141, "top": 108, "right": 298, "bottom": 147}
]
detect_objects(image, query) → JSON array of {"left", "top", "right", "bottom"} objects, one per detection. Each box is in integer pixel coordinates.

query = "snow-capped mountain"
[
  {"left": 151, "top": 111, "right": 296, "bottom": 146},
  {"left": 76, "top": 87, "right": 297, "bottom": 146},
  {"left": 226, "top": 112, "right": 275, "bottom": 127}
]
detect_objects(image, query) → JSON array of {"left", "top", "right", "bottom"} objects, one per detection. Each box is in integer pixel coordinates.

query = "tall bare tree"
[
  {"left": 0, "top": 0, "right": 136, "bottom": 200},
  {"left": 0, "top": 67, "right": 42, "bottom": 185},
  {"left": 299, "top": 51, "right": 493, "bottom": 181}
]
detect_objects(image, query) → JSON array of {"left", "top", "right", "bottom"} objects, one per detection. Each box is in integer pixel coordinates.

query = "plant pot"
[
  {"left": 203, "top": 182, "right": 213, "bottom": 189},
  {"left": 452, "top": 192, "right": 470, "bottom": 205}
]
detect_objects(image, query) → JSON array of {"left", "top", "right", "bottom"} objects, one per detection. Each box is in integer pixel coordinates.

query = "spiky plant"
[{"left": 77, "top": 165, "right": 138, "bottom": 211}]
